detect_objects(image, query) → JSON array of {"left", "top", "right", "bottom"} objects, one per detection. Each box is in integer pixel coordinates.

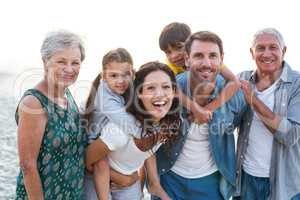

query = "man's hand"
[{"left": 240, "top": 80, "right": 254, "bottom": 106}]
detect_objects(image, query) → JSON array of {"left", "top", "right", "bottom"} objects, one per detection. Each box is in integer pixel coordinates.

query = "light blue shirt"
[
  {"left": 236, "top": 62, "right": 300, "bottom": 200},
  {"left": 87, "top": 80, "right": 140, "bottom": 142}
]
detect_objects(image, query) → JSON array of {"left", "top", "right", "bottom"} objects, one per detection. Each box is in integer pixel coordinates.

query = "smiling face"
[
  {"left": 186, "top": 40, "right": 223, "bottom": 84},
  {"left": 138, "top": 70, "right": 175, "bottom": 122},
  {"left": 103, "top": 61, "right": 133, "bottom": 95},
  {"left": 251, "top": 33, "right": 286, "bottom": 76},
  {"left": 45, "top": 47, "right": 82, "bottom": 89},
  {"left": 164, "top": 42, "right": 186, "bottom": 67}
]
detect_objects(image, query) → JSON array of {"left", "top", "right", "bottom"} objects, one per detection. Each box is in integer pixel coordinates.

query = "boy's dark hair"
[
  {"left": 159, "top": 22, "right": 191, "bottom": 51},
  {"left": 185, "top": 31, "right": 224, "bottom": 55}
]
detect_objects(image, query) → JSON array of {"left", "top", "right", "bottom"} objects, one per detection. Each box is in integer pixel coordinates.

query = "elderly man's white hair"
[{"left": 252, "top": 28, "right": 286, "bottom": 49}]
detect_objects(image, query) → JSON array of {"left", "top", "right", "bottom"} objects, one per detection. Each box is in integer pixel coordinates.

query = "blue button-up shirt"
[
  {"left": 236, "top": 62, "right": 300, "bottom": 200},
  {"left": 155, "top": 72, "right": 247, "bottom": 200}
]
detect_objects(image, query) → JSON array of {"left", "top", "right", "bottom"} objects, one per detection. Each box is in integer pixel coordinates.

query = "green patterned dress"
[{"left": 15, "top": 89, "right": 86, "bottom": 200}]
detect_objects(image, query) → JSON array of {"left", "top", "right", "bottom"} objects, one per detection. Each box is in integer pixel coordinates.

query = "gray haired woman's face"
[{"left": 44, "top": 47, "right": 81, "bottom": 88}]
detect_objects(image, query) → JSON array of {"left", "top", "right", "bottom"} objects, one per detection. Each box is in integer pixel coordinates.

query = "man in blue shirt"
[{"left": 153, "top": 31, "right": 247, "bottom": 200}]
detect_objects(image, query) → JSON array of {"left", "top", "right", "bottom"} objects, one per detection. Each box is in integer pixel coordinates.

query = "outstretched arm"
[
  {"left": 205, "top": 65, "right": 241, "bottom": 111},
  {"left": 177, "top": 88, "right": 212, "bottom": 123}
]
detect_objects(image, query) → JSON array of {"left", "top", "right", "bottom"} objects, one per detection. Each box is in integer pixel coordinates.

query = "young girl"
[
  {"left": 83, "top": 48, "right": 138, "bottom": 200},
  {"left": 84, "top": 62, "right": 180, "bottom": 200}
]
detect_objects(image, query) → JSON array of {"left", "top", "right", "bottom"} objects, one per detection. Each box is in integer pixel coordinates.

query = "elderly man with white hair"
[{"left": 235, "top": 28, "right": 300, "bottom": 200}]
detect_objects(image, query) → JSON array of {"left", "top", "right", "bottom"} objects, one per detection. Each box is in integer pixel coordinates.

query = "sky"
[{"left": 1, "top": 0, "right": 299, "bottom": 102}]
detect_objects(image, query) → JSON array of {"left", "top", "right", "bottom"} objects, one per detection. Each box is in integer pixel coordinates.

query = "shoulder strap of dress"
[{"left": 65, "top": 89, "right": 78, "bottom": 112}]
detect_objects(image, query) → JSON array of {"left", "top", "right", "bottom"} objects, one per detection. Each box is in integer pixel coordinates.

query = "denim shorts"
[{"left": 152, "top": 170, "right": 223, "bottom": 200}]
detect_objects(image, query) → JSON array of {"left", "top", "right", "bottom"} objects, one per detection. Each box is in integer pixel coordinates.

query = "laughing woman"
[
  {"left": 84, "top": 62, "right": 181, "bottom": 200},
  {"left": 15, "top": 31, "right": 86, "bottom": 200}
]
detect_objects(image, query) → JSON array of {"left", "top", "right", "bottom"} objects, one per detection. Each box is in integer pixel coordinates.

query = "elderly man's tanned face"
[{"left": 251, "top": 34, "right": 286, "bottom": 75}]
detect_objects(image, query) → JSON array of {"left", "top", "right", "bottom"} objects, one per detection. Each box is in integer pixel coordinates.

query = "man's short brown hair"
[{"left": 185, "top": 31, "right": 224, "bottom": 55}]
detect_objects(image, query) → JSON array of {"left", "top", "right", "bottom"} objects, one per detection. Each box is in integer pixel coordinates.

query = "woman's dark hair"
[
  {"left": 127, "top": 61, "right": 181, "bottom": 149},
  {"left": 84, "top": 48, "right": 133, "bottom": 123}
]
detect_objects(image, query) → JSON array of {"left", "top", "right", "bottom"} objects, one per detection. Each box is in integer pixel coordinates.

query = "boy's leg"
[{"left": 93, "top": 159, "right": 110, "bottom": 200}]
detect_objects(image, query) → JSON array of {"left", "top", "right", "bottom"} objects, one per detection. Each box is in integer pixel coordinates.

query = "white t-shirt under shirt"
[
  {"left": 171, "top": 123, "right": 218, "bottom": 179},
  {"left": 243, "top": 80, "right": 278, "bottom": 178},
  {"left": 100, "top": 122, "right": 161, "bottom": 175}
]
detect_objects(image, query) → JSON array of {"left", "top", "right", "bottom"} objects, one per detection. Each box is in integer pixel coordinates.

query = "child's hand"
[
  {"left": 148, "top": 183, "right": 171, "bottom": 200},
  {"left": 191, "top": 103, "right": 212, "bottom": 124}
]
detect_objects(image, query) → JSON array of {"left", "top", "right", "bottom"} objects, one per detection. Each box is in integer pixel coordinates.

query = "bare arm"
[
  {"left": 177, "top": 89, "right": 212, "bottom": 123},
  {"left": 205, "top": 65, "right": 241, "bottom": 111},
  {"left": 17, "top": 95, "right": 47, "bottom": 200},
  {"left": 138, "top": 165, "right": 146, "bottom": 192},
  {"left": 110, "top": 168, "right": 139, "bottom": 187},
  {"left": 145, "top": 155, "right": 171, "bottom": 200},
  {"left": 240, "top": 80, "right": 281, "bottom": 133}
]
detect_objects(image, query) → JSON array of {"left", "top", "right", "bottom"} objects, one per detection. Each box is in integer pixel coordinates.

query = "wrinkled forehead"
[{"left": 253, "top": 33, "right": 283, "bottom": 48}]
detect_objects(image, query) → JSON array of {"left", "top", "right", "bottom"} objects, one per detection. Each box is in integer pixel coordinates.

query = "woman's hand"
[
  {"left": 110, "top": 169, "right": 139, "bottom": 188},
  {"left": 148, "top": 182, "right": 171, "bottom": 200}
]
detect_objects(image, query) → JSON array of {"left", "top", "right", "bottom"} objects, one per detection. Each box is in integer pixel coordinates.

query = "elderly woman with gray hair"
[{"left": 15, "top": 31, "right": 86, "bottom": 199}]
